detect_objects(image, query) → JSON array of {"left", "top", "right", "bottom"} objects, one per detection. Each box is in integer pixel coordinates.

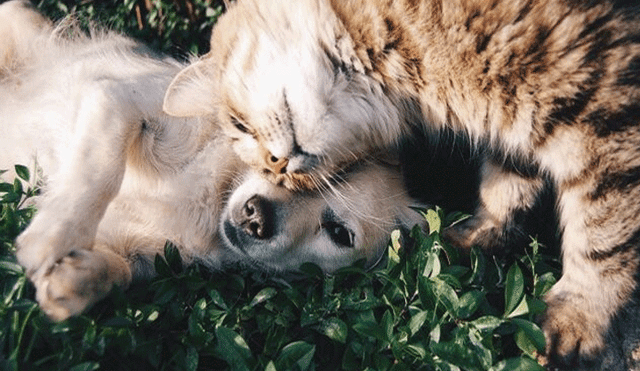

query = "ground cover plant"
[
  {"left": 1, "top": 1, "right": 561, "bottom": 369},
  {"left": 1, "top": 165, "right": 560, "bottom": 370}
]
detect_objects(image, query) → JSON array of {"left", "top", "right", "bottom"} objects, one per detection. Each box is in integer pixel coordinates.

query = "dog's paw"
[
  {"left": 542, "top": 292, "right": 606, "bottom": 368},
  {"left": 15, "top": 214, "right": 95, "bottom": 282},
  {"left": 34, "top": 249, "right": 131, "bottom": 321}
]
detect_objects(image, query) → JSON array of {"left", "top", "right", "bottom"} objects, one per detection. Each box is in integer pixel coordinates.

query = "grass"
[
  {"left": 34, "top": 0, "right": 225, "bottom": 56},
  {"left": 1, "top": 1, "right": 561, "bottom": 370},
  {"left": 1, "top": 165, "right": 560, "bottom": 370}
]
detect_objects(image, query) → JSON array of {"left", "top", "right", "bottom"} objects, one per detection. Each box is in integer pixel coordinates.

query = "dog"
[{"left": 0, "top": 0, "right": 424, "bottom": 321}]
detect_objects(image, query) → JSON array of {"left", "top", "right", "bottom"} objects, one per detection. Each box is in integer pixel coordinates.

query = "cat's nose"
[
  {"left": 234, "top": 195, "right": 274, "bottom": 239},
  {"left": 265, "top": 153, "right": 289, "bottom": 174}
]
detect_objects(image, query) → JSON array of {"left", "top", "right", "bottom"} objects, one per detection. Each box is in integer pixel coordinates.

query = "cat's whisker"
[{"left": 319, "top": 172, "right": 390, "bottom": 230}]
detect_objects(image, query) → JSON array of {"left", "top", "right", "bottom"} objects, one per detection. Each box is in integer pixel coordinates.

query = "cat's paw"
[
  {"left": 442, "top": 215, "right": 504, "bottom": 252},
  {"left": 542, "top": 292, "right": 607, "bottom": 368},
  {"left": 33, "top": 249, "right": 131, "bottom": 321}
]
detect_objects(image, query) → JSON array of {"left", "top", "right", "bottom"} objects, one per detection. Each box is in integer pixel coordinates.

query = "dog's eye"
[
  {"left": 323, "top": 221, "right": 355, "bottom": 248},
  {"left": 230, "top": 116, "right": 251, "bottom": 134}
]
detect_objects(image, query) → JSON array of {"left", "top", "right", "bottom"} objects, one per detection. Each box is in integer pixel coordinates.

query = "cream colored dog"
[{"left": 0, "top": 1, "right": 423, "bottom": 321}]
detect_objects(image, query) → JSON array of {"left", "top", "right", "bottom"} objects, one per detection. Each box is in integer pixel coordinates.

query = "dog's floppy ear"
[{"left": 163, "top": 59, "right": 216, "bottom": 117}]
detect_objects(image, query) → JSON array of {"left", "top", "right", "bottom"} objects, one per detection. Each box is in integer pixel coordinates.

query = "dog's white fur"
[{"left": 0, "top": 1, "right": 423, "bottom": 321}]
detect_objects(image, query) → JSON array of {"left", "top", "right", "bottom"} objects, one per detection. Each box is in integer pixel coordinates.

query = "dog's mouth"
[
  {"left": 222, "top": 220, "right": 245, "bottom": 253},
  {"left": 220, "top": 220, "right": 275, "bottom": 273},
  {"left": 221, "top": 217, "right": 289, "bottom": 273}
]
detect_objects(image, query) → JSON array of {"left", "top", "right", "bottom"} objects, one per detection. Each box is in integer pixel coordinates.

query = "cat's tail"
[{"left": 0, "top": 0, "right": 52, "bottom": 77}]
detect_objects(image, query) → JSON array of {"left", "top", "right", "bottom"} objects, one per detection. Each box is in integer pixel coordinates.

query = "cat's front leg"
[
  {"left": 443, "top": 156, "right": 544, "bottom": 252},
  {"left": 15, "top": 80, "right": 141, "bottom": 317},
  {"left": 542, "top": 183, "right": 640, "bottom": 368}
]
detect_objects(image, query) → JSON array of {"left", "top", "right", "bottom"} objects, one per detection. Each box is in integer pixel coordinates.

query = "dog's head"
[{"left": 220, "top": 161, "right": 425, "bottom": 273}]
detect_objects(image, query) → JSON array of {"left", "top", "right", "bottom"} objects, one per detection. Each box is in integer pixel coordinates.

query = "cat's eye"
[
  {"left": 323, "top": 221, "right": 355, "bottom": 248},
  {"left": 230, "top": 116, "right": 251, "bottom": 134}
]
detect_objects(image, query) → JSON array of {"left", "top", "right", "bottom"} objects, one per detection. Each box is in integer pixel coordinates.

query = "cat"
[
  {"left": 162, "top": 0, "right": 640, "bottom": 368},
  {"left": 0, "top": 0, "right": 423, "bottom": 321}
]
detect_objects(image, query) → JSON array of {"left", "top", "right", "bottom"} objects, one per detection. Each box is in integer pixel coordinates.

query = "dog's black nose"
[{"left": 234, "top": 195, "right": 274, "bottom": 239}]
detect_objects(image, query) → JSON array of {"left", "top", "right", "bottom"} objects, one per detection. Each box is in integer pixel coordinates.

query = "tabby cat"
[{"left": 163, "top": 0, "right": 640, "bottom": 368}]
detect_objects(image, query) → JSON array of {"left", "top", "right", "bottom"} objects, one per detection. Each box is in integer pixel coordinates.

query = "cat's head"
[{"left": 164, "top": 0, "right": 405, "bottom": 190}]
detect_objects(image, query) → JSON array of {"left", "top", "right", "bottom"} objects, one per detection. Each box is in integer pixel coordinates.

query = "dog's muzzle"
[
  {"left": 232, "top": 195, "right": 275, "bottom": 240},
  {"left": 223, "top": 195, "right": 278, "bottom": 255}
]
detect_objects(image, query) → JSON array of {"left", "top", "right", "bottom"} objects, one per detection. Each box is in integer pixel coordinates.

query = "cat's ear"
[{"left": 163, "top": 60, "right": 216, "bottom": 117}]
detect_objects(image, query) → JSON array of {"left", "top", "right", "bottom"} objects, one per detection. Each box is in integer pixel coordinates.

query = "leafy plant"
[
  {"left": 34, "top": 0, "right": 226, "bottom": 57},
  {"left": 0, "top": 165, "right": 560, "bottom": 370}
]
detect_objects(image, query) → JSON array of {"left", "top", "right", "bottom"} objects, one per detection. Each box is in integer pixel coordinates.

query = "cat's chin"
[
  {"left": 266, "top": 158, "right": 373, "bottom": 191},
  {"left": 267, "top": 171, "right": 319, "bottom": 191}
]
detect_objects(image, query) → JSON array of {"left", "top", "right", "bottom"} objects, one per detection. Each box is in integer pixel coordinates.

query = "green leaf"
[
  {"left": 533, "top": 272, "right": 556, "bottom": 298},
  {"left": 102, "top": 316, "right": 133, "bottom": 328},
  {"left": 0, "top": 259, "right": 24, "bottom": 275},
  {"left": 388, "top": 229, "right": 402, "bottom": 265},
  {"left": 69, "top": 362, "right": 100, "bottom": 371},
  {"left": 470, "top": 316, "right": 505, "bottom": 334},
  {"left": 403, "top": 343, "right": 427, "bottom": 360},
  {"left": 431, "top": 277, "right": 459, "bottom": 317},
  {"left": 422, "top": 251, "right": 441, "bottom": 278},
  {"left": 341, "top": 341, "right": 362, "bottom": 370},
  {"left": 249, "top": 287, "right": 277, "bottom": 307},
  {"left": 512, "top": 319, "right": 546, "bottom": 355},
  {"left": 526, "top": 297, "right": 547, "bottom": 316},
  {"left": 185, "top": 345, "right": 199, "bottom": 371},
  {"left": 154, "top": 254, "right": 172, "bottom": 277},
  {"left": 214, "top": 327, "right": 251, "bottom": 371},
  {"left": 352, "top": 321, "right": 386, "bottom": 342},
  {"left": 163, "top": 241, "right": 182, "bottom": 273},
  {"left": 409, "top": 310, "right": 430, "bottom": 336},
  {"left": 276, "top": 341, "right": 316, "bottom": 371},
  {"left": 146, "top": 310, "right": 160, "bottom": 322},
  {"left": 0, "top": 182, "right": 13, "bottom": 193},
  {"left": 381, "top": 310, "right": 394, "bottom": 341},
  {"left": 430, "top": 324, "right": 442, "bottom": 343},
  {"left": 444, "top": 211, "right": 470, "bottom": 228},
  {"left": 82, "top": 324, "right": 97, "bottom": 347},
  {"left": 489, "top": 357, "right": 545, "bottom": 371},
  {"left": 265, "top": 361, "right": 277, "bottom": 371},
  {"left": 208, "top": 288, "right": 229, "bottom": 310},
  {"left": 467, "top": 247, "right": 486, "bottom": 285},
  {"left": 2, "top": 191, "right": 20, "bottom": 203},
  {"left": 507, "top": 297, "right": 530, "bottom": 318},
  {"left": 188, "top": 299, "right": 212, "bottom": 347},
  {"left": 3, "top": 278, "right": 27, "bottom": 307},
  {"left": 434, "top": 360, "right": 462, "bottom": 371},
  {"left": 152, "top": 280, "right": 177, "bottom": 304},
  {"left": 317, "top": 317, "right": 348, "bottom": 343},
  {"left": 14, "top": 165, "right": 29, "bottom": 182},
  {"left": 417, "top": 274, "right": 435, "bottom": 309},
  {"left": 422, "top": 208, "right": 442, "bottom": 235},
  {"left": 457, "top": 290, "right": 484, "bottom": 319},
  {"left": 504, "top": 264, "right": 525, "bottom": 317},
  {"left": 299, "top": 262, "right": 324, "bottom": 278},
  {"left": 431, "top": 337, "right": 488, "bottom": 371},
  {"left": 12, "top": 179, "right": 22, "bottom": 196}
]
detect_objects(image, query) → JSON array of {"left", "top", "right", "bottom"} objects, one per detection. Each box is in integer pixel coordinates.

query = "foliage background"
[
  {"left": 0, "top": 1, "right": 561, "bottom": 370},
  {"left": 35, "top": 0, "right": 224, "bottom": 56}
]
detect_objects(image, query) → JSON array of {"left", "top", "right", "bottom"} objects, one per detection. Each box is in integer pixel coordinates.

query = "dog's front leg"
[{"left": 16, "top": 80, "right": 139, "bottom": 319}]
